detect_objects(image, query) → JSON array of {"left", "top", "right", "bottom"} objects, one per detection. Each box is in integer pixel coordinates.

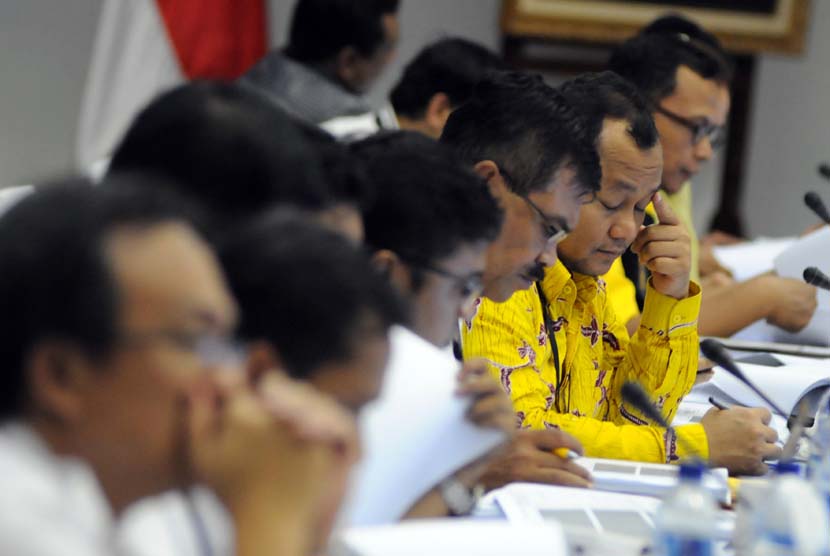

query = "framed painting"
[{"left": 502, "top": 0, "right": 810, "bottom": 54}]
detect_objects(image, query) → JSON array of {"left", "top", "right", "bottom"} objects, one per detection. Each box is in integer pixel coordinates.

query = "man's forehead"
[
  {"left": 105, "top": 224, "right": 237, "bottom": 328},
  {"left": 668, "top": 65, "right": 730, "bottom": 121}
]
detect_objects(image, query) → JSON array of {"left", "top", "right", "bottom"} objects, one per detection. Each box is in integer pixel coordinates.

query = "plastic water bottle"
[
  {"left": 751, "top": 461, "right": 830, "bottom": 556},
  {"left": 808, "top": 390, "right": 830, "bottom": 511},
  {"left": 654, "top": 462, "right": 718, "bottom": 556}
]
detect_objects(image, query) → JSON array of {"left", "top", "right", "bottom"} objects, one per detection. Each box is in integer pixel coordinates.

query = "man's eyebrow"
[
  {"left": 551, "top": 215, "right": 572, "bottom": 234},
  {"left": 613, "top": 181, "right": 638, "bottom": 193}
]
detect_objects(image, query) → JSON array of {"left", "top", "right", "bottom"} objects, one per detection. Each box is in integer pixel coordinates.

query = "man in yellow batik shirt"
[{"left": 463, "top": 72, "right": 782, "bottom": 476}]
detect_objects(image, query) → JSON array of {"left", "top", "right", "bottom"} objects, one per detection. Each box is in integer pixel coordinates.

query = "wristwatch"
[{"left": 439, "top": 477, "right": 483, "bottom": 516}]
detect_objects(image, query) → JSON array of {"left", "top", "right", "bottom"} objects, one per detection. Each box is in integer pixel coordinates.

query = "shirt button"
[
  {"left": 672, "top": 315, "right": 682, "bottom": 323},
  {"left": 564, "top": 286, "right": 572, "bottom": 294}
]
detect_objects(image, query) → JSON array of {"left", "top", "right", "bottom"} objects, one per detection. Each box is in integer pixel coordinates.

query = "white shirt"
[{"left": 0, "top": 424, "right": 115, "bottom": 556}]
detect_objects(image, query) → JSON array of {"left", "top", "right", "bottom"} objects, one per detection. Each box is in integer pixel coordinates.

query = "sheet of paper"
[
  {"left": 675, "top": 398, "right": 790, "bottom": 450},
  {"left": 339, "top": 326, "right": 506, "bottom": 526},
  {"left": 772, "top": 226, "right": 830, "bottom": 345},
  {"left": 332, "top": 519, "right": 567, "bottom": 556},
  {"left": 709, "top": 361, "right": 830, "bottom": 417},
  {"left": 711, "top": 237, "right": 794, "bottom": 282}
]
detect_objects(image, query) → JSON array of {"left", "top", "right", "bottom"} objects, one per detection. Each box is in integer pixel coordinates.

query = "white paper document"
[
  {"left": 712, "top": 236, "right": 794, "bottom": 282},
  {"left": 339, "top": 326, "right": 506, "bottom": 526},
  {"left": 332, "top": 519, "right": 567, "bottom": 556},
  {"left": 771, "top": 226, "right": 830, "bottom": 346}
]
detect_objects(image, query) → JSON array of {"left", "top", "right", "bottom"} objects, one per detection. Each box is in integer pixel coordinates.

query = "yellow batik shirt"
[{"left": 461, "top": 260, "right": 707, "bottom": 464}]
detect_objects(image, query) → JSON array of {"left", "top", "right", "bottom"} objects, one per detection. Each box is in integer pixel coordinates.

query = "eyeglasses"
[
  {"left": 521, "top": 195, "right": 569, "bottom": 244},
  {"left": 119, "top": 329, "right": 247, "bottom": 367},
  {"left": 412, "top": 262, "right": 483, "bottom": 306},
  {"left": 654, "top": 104, "right": 726, "bottom": 148}
]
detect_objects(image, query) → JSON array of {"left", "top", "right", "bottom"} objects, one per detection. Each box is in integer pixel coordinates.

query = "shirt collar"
[{"left": 541, "top": 260, "right": 599, "bottom": 303}]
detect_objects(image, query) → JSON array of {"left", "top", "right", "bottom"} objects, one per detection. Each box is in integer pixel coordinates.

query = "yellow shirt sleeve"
[{"left": 462, "top": 271, "right": 708, "bottom": 465}]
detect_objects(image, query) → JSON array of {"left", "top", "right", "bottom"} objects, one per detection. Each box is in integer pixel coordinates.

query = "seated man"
[
  {"left": 0, "top": 179, "right": 356, "bottom": 556},
  {"left": 390, "top": 37, "right": 506, "bottom": 139},
  {"left": 461, "top": 72, "right": 781, "bottom": 475},
  {"left": 222, "top": 213, "right": 514, "bottom": 521},
  {"left": 440, "top": 71, "right": 600, "bottom": 304},
  {"left": 108, "top": 81, "right": 335, "bottom": 234},
  {"left": 352, "top": 132, "right": 591, "bottom": 499},
  {"left": 242, "top": 0, "right": 400, "bottom": 137},
  {"left": 607, "top": 15, "right": 817, "bottom": 337},
  {"left": 434, "top": 72, "right": 607, "bottom": 489}
]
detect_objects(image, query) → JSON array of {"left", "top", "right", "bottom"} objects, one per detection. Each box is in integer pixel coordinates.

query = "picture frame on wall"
[{"left": 502, "top": 0, "right": 810, "bottom": 54}]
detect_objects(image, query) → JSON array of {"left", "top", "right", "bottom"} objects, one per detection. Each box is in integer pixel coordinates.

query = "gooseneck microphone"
[
  {"left": 699, "top": 339, "right": 789, "bottom": 418},
  {"left": 621, "top": 381, "right": 703, "bottom": 461},
  {"left": 621, "top": 381, "right": 670, "bottom": 428},
  {"left": 804, "top": 266, "right": 830, "bottom": 291},
  {"left": 805, "top": 192, "right": 830, "bottom": 224}
]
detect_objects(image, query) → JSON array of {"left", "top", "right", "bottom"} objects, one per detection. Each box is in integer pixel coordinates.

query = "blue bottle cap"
[
  {"left": 678, "top": 462, "right": 705, "bottom": 480},
  {"left": 775, "top": 461, "right": 801, "bottom": 475}
]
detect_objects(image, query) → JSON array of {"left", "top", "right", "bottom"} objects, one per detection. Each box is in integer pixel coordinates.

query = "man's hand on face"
[
  {"left": 183, "top": 371, "right": 358, "bottom": 553},
  {"left": 630, "top": 192, "right": 692, "bottom": 300}
]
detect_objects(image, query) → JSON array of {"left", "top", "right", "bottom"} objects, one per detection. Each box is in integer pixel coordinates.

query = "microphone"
[
  {"left": 805, "top": 192, "right": 830, "bottom": 224},
  {"left": 621, "top": 381, "right": 671, "bottom": 428},
  {"left": 699, "top": 339, "right": 789, "bottom": 418},
  {"left": 621, "top": 381, "right": 702, "bottom": 461},
  {"left": 804, "top": 266, "right": 830, "bottom": 291},
  {"left": 819, "top": 163, "right": 830, "bottom": 181}
]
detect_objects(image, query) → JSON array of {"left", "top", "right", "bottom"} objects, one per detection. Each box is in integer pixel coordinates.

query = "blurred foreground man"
[{"left": 0, "top": 180, "right": 356, "bottom": 556}]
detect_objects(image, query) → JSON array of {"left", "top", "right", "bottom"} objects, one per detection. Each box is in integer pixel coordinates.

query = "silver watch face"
[{"left": 441, "top": 479, "right": 475, "bottom": 516}]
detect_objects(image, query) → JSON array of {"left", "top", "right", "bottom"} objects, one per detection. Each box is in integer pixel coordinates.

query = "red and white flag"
[{"left": 77, "top": 0, "right": 268, "bottom": 171}]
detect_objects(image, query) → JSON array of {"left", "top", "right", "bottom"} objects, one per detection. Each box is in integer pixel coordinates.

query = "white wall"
[
  {"left": 742, "top": 0, "right": 830, "bottom": 238},
  {"left": 267, "top": 0, "right": 502, "bottom": 107},
  {"left": 0, "top": 0, "right": 103, "bottom": 185},
  {"left": 0, "top": 0, "right": 824, "bottom": 239}
]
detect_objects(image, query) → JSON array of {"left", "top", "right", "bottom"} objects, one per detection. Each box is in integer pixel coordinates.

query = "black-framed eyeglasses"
[
  {"left": 654, "top": 104, "right": 726, "bottom": 149},
  {"left": 521, "top": 195, "right": 569, "bottom": 244},
  {"left": 119, "top": 329, "right": 247, "bottom": 367}
]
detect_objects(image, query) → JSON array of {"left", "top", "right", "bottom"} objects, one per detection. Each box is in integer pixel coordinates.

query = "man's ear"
[
  {"left": 424, "top": 92, "right": 453, "bottom": 136},
  {"left": 27, "top": 342, "right": 93, "bottom": 424},
  {"left": 473, "top": 160, "right": 509, "bottom": 200},
  {"left": 371, "top": 249, "right": 413, "bottom": 294},
  {"left": 245, "top": 341, "right": 286, "bottom": 387},
  {"left": 335, "top": 46, "right": 362, "bottom": 89}
]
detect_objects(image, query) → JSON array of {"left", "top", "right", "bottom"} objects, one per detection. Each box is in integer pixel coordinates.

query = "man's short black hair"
[
  {"left": 0, "top": 175, "right": 196, "bottom": 421},
  {"left": 297, "top": 123, "right": 375, "bottom": 210},
  {"left": 390, "top": 37, "right": 507, "bottom": 119},
  {"left": 559, "top": 71, "right": 659, "bottom": 153},
  {"left": 440, "top": 71, "right": 601, "bottom": 196},
  {"left": 351, "top": 131, "right": 503, "bottom": 270},
  {"left": 608, "top": 14, "right": 733, "bottom": 102},
  {"left": 109, "top": 81, "right": 332, "bottom": 228},
  {"left": 219, "top": 214, "right": 405, "bottom": 380},
  {"left": 286, "top": 0, "right": 399, "bottom": 63}
]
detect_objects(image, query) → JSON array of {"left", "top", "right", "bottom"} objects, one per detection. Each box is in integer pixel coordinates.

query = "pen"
[
  {"left": 554, "top": 448, "right": 581, "bottom": 460},
  {"left": 708, "top": 396, "right": 730, "bottom": 410}
]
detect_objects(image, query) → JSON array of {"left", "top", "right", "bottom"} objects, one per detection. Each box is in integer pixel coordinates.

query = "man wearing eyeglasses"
[
  {"left": 458, "top": 71, "right": 781, "bottom": 476},
  {"left": 608, "top": 15, "right": 818, "bottom": 337},
  {"left": 354, "top": 131, "right": 592, "bottom": 504}
]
